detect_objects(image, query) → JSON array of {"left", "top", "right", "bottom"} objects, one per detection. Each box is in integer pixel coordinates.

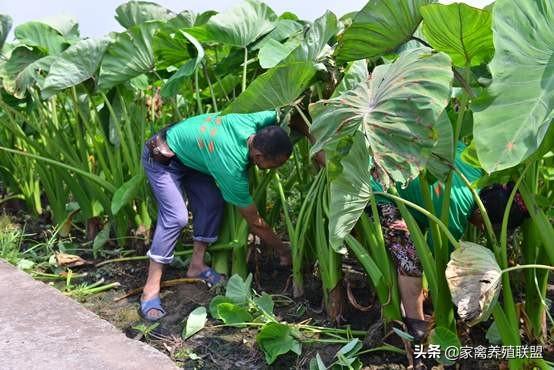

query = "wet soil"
[
  {"left": 68, "top": 252, "right": 513, "bottom": 370},
  {"left": 2, "top": 204, "right": 551, "bottom": 369}
]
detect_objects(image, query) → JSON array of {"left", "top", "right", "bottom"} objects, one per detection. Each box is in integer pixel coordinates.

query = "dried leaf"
[
  {"left": 55, "top": 252, "right": 92, "bottom": 268},
  {"left": 445, "top": 242, "right": 502, "bottom": 326},
  {"left": 59, "top": 209, "right": 81, "bottom": 237}
]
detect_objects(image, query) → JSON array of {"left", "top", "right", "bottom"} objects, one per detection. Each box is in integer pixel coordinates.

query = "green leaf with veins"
[
  {"left": 225, "top": 273, "right": 253, "bottom": 304},
  {"left": 98, "top": 22, "right": 159, "bottom": 91},
  {"left": 14, "top": 21, "right": 67, "bottom": 54},
  {"left": 421, "top": 3, "right": 494, "bottom": 67},
  {"left": 258, "top": 38, "right": 299, "bottom": 69},
  {"left": 335, "top": 0, "right": 433, "bottom": 63},
  {"left": 256, "top": 322, "right": 301, "bottom": 364},
  {"left": 217, "top": 303, "right": 253, "bottom": 325},
  {"left": 252, "top": 19, "right": 303, "bottom": 50},
  {"left": 311, "top": 47, "right": 453, "bottom": 189},
  {"left": 183, "top": 306, "right": 207, "bottom": 339},
  {"left": 115, "top": 1, "right": 174, "bottom": 28},
  {"left": 0, "top": 14, "right": 13, "bottom": 50},
  {"left": 189, "top": 0, "right": 277, "bottom": 47},
  {"left": 42, "top": 38, "right": 110, "bottom": 98},
  {"left": 222, "top": 61, "right": 316, "bottom": 113},
  {"left": 331, "top": 59, "right": 369, "bottom": 98},
  {"left": 473, "top": 0, "right": 554, "bottom": 172},
  {"left": 160, "top": 31, "right": 204, "bottom": 98}
]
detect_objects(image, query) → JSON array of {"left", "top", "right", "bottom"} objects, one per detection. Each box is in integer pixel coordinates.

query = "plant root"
[{"left": 346, "top": 278, "right": 372, "bottom": 312}]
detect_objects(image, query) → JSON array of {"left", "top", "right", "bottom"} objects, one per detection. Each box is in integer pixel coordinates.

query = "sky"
[{"left": 1, "top": 0, "right": 494, "bottom": 39}]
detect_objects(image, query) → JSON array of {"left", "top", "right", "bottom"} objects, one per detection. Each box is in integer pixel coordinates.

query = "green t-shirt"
[
  {"left": 166, "top": 111, "right": 277, "bottom": 207},
  {"left": 371, "top": 142, "right": 483, "bottom": 241}
]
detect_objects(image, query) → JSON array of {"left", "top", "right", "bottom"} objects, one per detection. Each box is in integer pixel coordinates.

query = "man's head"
[
  {"left": 469, "top": 182, "right": 529, "bottom": 230},
  {"left": 249, "top": 126, "right": 293, "bottom": 169}
]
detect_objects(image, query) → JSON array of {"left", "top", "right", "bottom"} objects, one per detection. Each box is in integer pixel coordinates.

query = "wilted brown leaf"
[
  {"left": 445, "top": 241, "right": 502, "bottom": 326},
  {"left": 55, "top": 252, "right": 92, "bottom": 268}
]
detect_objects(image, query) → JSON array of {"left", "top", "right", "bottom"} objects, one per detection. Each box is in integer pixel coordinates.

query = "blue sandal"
[
  {"left": 197, "top": 268, "right": 223, "bottom": 287},
  {"left": 138, "top": 296, "right": 167, "bottom": 322}
]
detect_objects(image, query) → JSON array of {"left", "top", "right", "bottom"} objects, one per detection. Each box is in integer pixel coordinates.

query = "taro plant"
[{"left": 0, "top": 1, "right": 552, "bottom": 368}]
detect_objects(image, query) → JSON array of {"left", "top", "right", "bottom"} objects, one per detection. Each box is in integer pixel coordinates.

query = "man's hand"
[{"left": 238, "top": 204, "right": 291, "bottom": 264}]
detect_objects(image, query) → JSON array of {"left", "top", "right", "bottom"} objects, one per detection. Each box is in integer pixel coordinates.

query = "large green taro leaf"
[
  {"left": 0, "top": 15, "right": 13, "bottom": 50},
  {"left": 42, "top": 38, "right": 110, "bottom": 98},
  {"left": 331, "top": 59, "right": 369, "bottom": 98},
  {"left": 427, "top": 111, "right": 454, "bottom": 179},
  {"left": 14, "top": 21, "right": 67, "bottom": 54},
  {"left": 41, "top": 15, "right": 80, "bottom": 43},
  {"left": 98, "top": 22, "right": 159, "bottom": 91},
  {"left": 335, "top": 0, "right": 433, "bottom": 63},
  {"left": 222, "top": 61, "right": 316, "bottom": 113},
  {"left": 327, "top": 131, "right": 372, "bottom": 250},
  {"left": 252, "top": 19, "right": 303, "bottom": 50},
  {"left": 421, "top": 3, "right": 494, "bottom": 67},
  {"left": 160, "top": 31, "right": 204, "bottom": 98},
  {"left": 115, "top": 1, "right": 174, "bottom": 29},
  {"left": 191, "top": 0, "right": 277, "bottom": 48},
  {"left": 311, "top": 47, "right": 453, "bottom": 189},
  {"left": 473, "top": 0, "right": 554, "bottom": 173},
  {"left": 222, "top": 11, "right": 336, "bottom": 114},
  {"left": 14, "top": 56, "right": 56, "bottom": 98},
  {"left": 0, "top": 45, "right": 50, "bottom": 98},
  {"left": 154, "top": 21, "right": 200, "bottom": 69},
  {"left": 286, "top": 10, "right": 337, "bottom": 63},
  {"left": 257, "top": 39, "right": 299, "bottom": 69}
]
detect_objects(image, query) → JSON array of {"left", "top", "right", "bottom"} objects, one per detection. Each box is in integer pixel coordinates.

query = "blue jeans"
[{"left": 141, "top": 136, "right": 225, "bottom": 264}]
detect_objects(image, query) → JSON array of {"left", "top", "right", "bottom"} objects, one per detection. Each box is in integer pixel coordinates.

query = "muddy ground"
[
  {"left": 64, "top": 252, "right": 512, "bottom": 370},
  {"left": 2, "top": 203, "right": 552, "bottom": 369},
  {"left": 78, "top": 255, "right": 406, "bottom": 369}
]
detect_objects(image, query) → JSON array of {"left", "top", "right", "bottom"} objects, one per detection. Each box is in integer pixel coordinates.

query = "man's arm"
[{"left": 238, "top": 203, "right": 291, "bottom": 265}]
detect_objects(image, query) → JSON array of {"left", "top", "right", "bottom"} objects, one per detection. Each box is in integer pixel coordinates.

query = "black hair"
[
  {"left": 478, "top": 182, "right": 529, "bottom": 229},
  {"left": 252, "top": 126, "right": 293, "bottom": 161}
]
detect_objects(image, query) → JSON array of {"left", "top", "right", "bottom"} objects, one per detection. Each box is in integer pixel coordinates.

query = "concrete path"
[{"left": 0, "top": 260, "right": 179, "bottom": 370}]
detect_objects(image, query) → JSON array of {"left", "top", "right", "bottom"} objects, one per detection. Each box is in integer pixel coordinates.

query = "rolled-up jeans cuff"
[
  {"left": 147, "top": 250, "right": 174, "bottom": 264},
  {"left": 193, "top": 235, "right": 218, "bottom": 244}
]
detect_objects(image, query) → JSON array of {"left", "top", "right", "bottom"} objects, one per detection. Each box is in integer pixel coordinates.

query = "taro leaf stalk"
[
  {"left": 208, "top": 169, "right": 275, "bottom": 278},
  {"left": 277, "top": 167, "right": 344, "bottom": 321},
  {"left": 289, "top": 170, "right": 325, "bottom": 298},
  {"left": 453, "top": 164, "right": 554, "bottom": 369},
  {"left": 516, "top": 161, "right": 554, "bottom": 342},
  {"left": 314, "top": 171, "right": 343, "bottom": 321}
]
